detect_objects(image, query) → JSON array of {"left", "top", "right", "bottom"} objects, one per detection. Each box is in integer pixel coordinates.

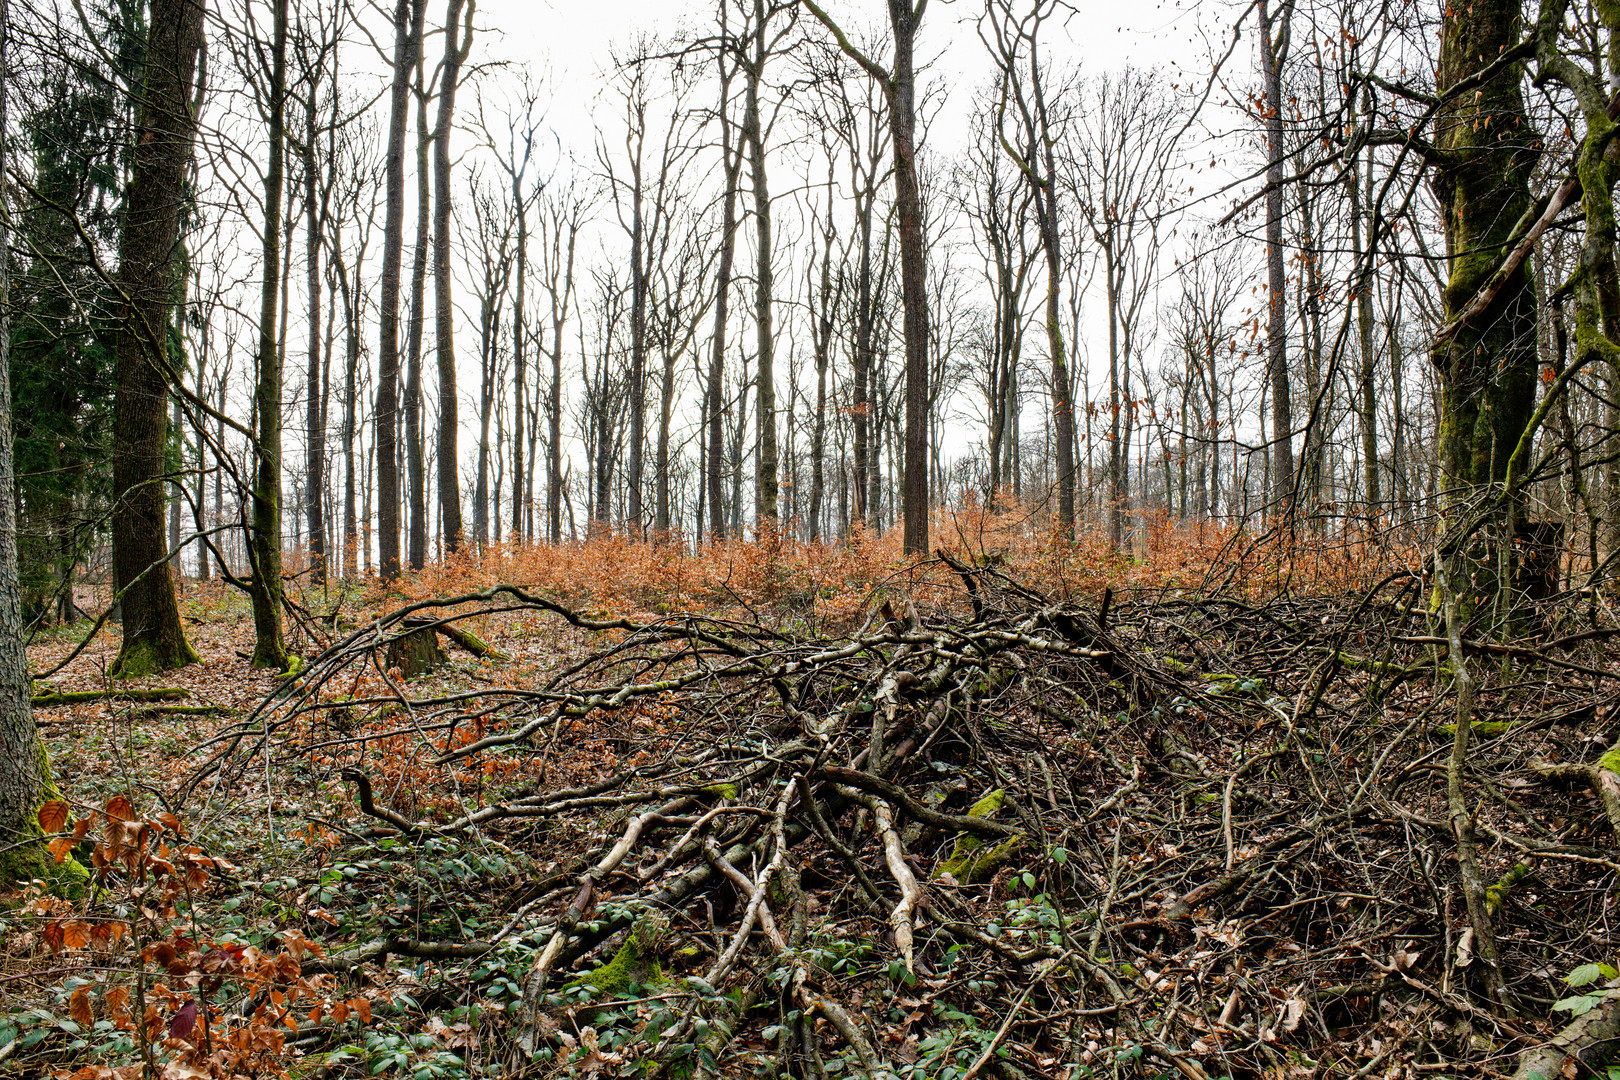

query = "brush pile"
[{"left": 193, "top": 558, "right": 1620, "bottom": 1079}]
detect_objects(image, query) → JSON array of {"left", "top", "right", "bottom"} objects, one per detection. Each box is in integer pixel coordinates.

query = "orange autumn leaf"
[
  {"left": 37, "top": 800, "right": 69, "bottom": 834},
  {"left": 69, "top": 985, "right": 93, "bottom": 1027},
  {"left": 105, "top": 796, "right": 135, "bottom": 822},
  {"left": 105, "top": 986, "right": 131, "bottom": 1028}
]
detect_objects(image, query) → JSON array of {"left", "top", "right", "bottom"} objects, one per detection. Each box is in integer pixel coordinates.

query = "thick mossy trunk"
[
  {"left": 109, "top": 0, "right": 205, "bottom": 680},
  {"left": 0, "top": 741, "right": 87, "bottom": 889},
  {"left": 1428, "top": 0, "right": 1540, "bottom": 631},
  {"left": 1430, "top": 0, "right": 1539, "bottom": 499}
]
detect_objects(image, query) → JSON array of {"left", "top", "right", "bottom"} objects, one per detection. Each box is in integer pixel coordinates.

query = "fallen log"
[
  {"left": 1513, "top": 992, "right": 1620, "bottom": 1080},
  {"left": 31, "top": 686, "right": 190, "bottom": 707}
]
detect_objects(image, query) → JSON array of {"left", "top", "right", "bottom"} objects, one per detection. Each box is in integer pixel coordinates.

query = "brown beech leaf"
[
  {"left": 105, "top": 796, "right": 135, "bottom": 822},
  {"left": 38, "top": 800, "right": 70, "bottom": 834},
  {"left": 105, "top": 986, "right": 131, "bottom": 1028},
  {"left": 69, "top": 985, "right": 94, "bottom": 1027}
]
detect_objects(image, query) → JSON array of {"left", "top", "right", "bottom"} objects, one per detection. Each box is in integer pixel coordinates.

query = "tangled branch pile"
[{"left": 187, "top": 558, "right": 1620, "bottom": 1079}]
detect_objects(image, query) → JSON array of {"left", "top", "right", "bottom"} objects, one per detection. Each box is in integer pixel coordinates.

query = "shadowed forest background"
[{"left": 5, "top": 0, "right": 1620, "bottom": 1078}]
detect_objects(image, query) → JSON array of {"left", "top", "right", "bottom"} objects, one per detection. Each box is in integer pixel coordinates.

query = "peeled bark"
[{"left": 110, "top": 0, "right": 204, "bottom": 677}]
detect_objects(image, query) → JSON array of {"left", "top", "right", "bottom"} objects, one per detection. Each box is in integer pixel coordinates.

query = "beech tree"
[
  {"left": 109, "top": 0, "right": 205, "bottom": 676},
  {"left": 0, "top": 0, "right": 71, "bottom": 885},
  {"left": 431, "top": 0, "right": 475, "bottom": 554},
  {"left": 979, "top": 0, "right": 1076, "bottom": 539},
  {"left": 804, "top": 0, "right": 931, "bottom": 555},
  {"left": 374, "top": 0, "right": 426, "bottom": 581}
]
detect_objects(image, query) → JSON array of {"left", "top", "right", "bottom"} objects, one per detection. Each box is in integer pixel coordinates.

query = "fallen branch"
[{"left": 31, "top": 686, "right": 191, "bottom": 707}]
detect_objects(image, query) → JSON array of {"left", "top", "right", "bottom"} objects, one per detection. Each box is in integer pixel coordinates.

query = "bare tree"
[
  {"left": 979, "top": 0, "right": 1076, "bottom": 538},
  {"left": 375, "top": 0, "right": 427, "bottom": 580},
  {"left": 431, "top": 0, "right": 475, "bottom": 554},
  {"left": 600, "top": 49, "right": 701, "bottom": 534},
  {"left": 538, "top": 180, "right": 588, "bottom": 545},
  {"left": 804, "top": 0, "right": 931, "bottom": 554},
  {"left": 462, "top": 172, "right": 515, "bottom": 551},
  {"left": 110, "top": 0, "right": 205, "bottom": 676},
  {"left": 1257, "top": 0, "right": 1295, "bottom": 513},
  {"left": 1070, "top": 69, "right": 1175, "bottom": 549}
]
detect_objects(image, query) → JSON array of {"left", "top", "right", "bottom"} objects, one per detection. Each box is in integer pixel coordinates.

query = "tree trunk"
[
  {"left": 546, "top": 216, "right": 577, "bottom": 546},
  {"left": 433, "top": 0, "right": 473, "bottom": 554},
  {"left": 1350, "top": 131, "right": 1381, "bottom": 514},
  {"left": 0, "top": 0, "right": 69, "bottom": 883},
  {"left": 888, "top": 0, "right": 929, "bottom": 555},
  {"left": 853, "top": 171, "right": 876, "bottom": 531},
  {"left": 304, "top": 93, "right": 326, "bottom": 584},
  {"left": 375, "top": 0, "right": 424, "bottom": 581},
  {"left": 1431, "top": 0, "right": 1537, "bottom": 495},
  {"left": 707, "top": 131, "right": 739, "bottom": 542},
  {"left": 743, "top": 0, "right": 777, "bottom": 530},
  {"left": 511, "top": 181, "right": 528, "bottom": 543},
  {"left": 248, "top": 0, "right": 292, "bottom": 671},
  {"left": 1106, "top": 251, "right": 1124, "bottom": 548},
  {"left": 110, "top": 0, "right": 204, "bottom": 677},
  {"left": 1031, "top": 83, "right": 1075, "bottom": 541},
  {"left": 405, "top": 46, "right": 431, "bottom": 570},
  {"left": 1258, "top": 0, "right": 1295, "bottom": 515},
  {"left": 808, "top": 192, "right": 836, "bottom": 543}
]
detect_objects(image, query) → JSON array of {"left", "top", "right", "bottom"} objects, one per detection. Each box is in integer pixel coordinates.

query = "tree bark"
[
  {"left": 110, "top": 0, "right": 204, "bottom": 677},
  {"left": 433, "top": 0, "right": 474, "bottom": 554},
  {"left": 743, "top": 0, "right": 777, "bottom": 530},
  {"left": 248, "top": 0, "right": 292, "bottom": 671},
  {"left": 375, "top": 0, "right": 425, "bottom": 581},
  {"left": 405, "top": 42, "right": 431, "bottom": 570},
  {"left": 304, "top": 70, "right": 326, "bottom": 585},
  {"left": 1350, "top": 129, "right": 1381, "bottom": 513},
  {"left": 707, "top": 73, "right": 739, "bottom": 542},
  {"left": 805, "top": 0, "right": 930, "bottom": 554},
  {"left": 545, "top": 196, "right": 580, "bottom": 546},
  {"left": 888, "top": 1, "right": 930, "bottom": 555},
  {"left": 1430, "top": 0, "right": 1538, "bottom": 556},
  {"left": 0, "top": 0, "right": 67, "bottom": 883},
  {"left": 1258, "top": 0, "right": 1295, "bottom": 515}
]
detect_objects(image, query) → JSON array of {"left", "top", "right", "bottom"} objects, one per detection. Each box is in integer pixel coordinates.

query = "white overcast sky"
[{"left": 473, "top": 0, "right": 1229, "bottom": 165}]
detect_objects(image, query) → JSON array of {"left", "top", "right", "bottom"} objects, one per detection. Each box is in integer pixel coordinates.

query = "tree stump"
[{"left": 386, "top": 627, "right": 445, "bottom": 679}]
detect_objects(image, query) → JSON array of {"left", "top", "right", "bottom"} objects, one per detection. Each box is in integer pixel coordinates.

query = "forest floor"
[{"left": 5, "top": 514, "right": 1620, "bottom": 1080}]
